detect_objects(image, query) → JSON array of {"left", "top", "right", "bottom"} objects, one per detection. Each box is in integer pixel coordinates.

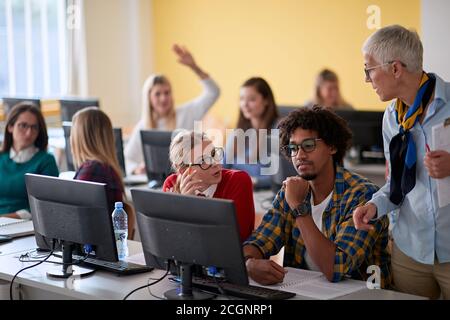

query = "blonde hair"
[
  {"left": 70, "top": 107, "right": 124, "bottom": 191},
  {"left": 169, "top": 130, "right": 211, "bottom": 170},
  {"left": 141, "top": 74, "right": 176, "bottom": 130},
  {"left": 313, "top": 69, "right": 346, "bottom": 107},
  {"left": 169, "top": 130, "right": 211, "bottom": 193}
]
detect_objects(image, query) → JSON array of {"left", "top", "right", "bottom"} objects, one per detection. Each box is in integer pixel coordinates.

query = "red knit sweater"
[{"left": 162, "top": 169, "right": 255, "bottom": 242}]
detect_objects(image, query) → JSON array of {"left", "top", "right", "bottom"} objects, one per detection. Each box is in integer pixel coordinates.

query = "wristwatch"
[{"left": 292, "top": 200, "right": 311, "bottom": 218}]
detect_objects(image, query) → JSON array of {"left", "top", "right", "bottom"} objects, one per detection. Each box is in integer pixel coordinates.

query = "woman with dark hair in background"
[
  {"left": 0, "top": 103, "right": 59, "bottom": 219},
  {"left": 225, "top": 77, "right": 279, "bottom": 189}
]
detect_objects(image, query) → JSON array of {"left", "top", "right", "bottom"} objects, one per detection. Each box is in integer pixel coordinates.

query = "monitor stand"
[
  {"left": 164, "top": 263, "right": 215, "bottom": 300},
  {"left": 47, "top": 242, "right": 95, "bottom": 278}
]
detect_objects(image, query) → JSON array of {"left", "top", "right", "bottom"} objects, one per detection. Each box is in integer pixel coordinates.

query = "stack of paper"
[
  {"left": 432, "top": 121, "right": 450, "bottom": 208},
  {"left": 0, "top": 217, "right": 34, "bottom": 238}
]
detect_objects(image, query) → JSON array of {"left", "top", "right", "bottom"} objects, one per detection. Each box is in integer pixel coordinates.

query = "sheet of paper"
[
  {"left": 250, "top": 267, "right": 366, "bottom": 300},
  {"left": 0, "top": 217, "right": 27, "bottom": 227},
  {"left": 0, "top": 219, "right": 34, "bottom": 238},
  {"left": 125, "top": 252, "right": 146, "bottom": 265},
  {"left": 432, "top": 121, "right": 450, "bottom": 208}
]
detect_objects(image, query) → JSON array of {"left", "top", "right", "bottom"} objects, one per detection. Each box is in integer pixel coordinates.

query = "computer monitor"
[
  {"left": 2, "top": 97, "right": 41, "bottom": 115},
  {"left": 335, "top": 110, "right": 385, "bottom": 163},
  {"left": 271, "top": 154, "right": 298, "bottom": 193},
  {"left": 25, "top": 173, "right": 118, "bottom": 278},
  {"left": 113, "top": 127, "right": 126, "bottom": 176},
  {"left": 59, "top": 98, "right": 99, "bottom": 122},
  {"left": 131, "top": 189, "right": 248, "bottom": 300},
  {"left": 62, "top": 122, "right": 75, "bottom": 171},
  {"left": 277, "top": 105, "right": 302, "bottom": 119},
  {"left": 62, "top": 121, "right": 126, "bottom": 175},
  {"left": 140, "top": 130, "right": 174, "bottom": 188}
]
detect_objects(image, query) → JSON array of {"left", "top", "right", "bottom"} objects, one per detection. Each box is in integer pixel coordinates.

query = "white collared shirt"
[
  {"left": 195, "top": 184, "right": 218, "bottom": 198},
  {"left": 9, "top": 145, "right": 39, "bottom": 164}
]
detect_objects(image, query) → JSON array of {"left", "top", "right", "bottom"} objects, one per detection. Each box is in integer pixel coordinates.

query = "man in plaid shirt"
[{"left": 243, "top": 106, "right": 391, "bottom": 288}]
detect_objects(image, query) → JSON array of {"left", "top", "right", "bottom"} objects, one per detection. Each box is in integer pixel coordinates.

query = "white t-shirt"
[{"left": 303, "top": 191, "right": 333, "bottom": 271}]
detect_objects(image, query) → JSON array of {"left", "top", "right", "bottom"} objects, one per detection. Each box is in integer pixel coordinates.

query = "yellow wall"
[{"left": 152, "top": 0, "right": 420, "bottom": 127}]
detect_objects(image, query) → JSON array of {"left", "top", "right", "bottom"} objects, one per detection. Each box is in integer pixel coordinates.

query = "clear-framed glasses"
[
  {"left": 188, "top": 147, "right": 224, "bottom": 170},
  {"left": 281, "top": 138, "right": 322, "bottom": 157},
  {"left": 364, "top": 60, "right": 407, "bottom": 82},
  {"left": 16, "top": 122, "right": 39, "bottom": 133}
]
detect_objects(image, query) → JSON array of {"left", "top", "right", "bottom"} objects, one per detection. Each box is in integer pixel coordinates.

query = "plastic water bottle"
[{"left": 112, "top": 202, "right": 128, "bottom": 260}]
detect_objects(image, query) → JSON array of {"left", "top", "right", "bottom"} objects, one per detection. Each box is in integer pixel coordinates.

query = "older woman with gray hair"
[{"left": 353, "top": 25, "right": 450, "bottom": 299}]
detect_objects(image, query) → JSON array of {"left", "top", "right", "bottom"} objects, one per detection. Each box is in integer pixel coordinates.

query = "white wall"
[
  {"left": 422, "top": 0, "right": 450, "bottom": 81},
  {"left": 83, "top": 0, "right": 154, "bottom": 128}
]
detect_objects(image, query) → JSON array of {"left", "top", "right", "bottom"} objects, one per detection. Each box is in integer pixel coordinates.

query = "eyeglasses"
[
  {"left": 281, "top": 138, "right": 322, "bottom": 157},
  {"left": 364, "top": 61, "right": 407, "bottom": 82},
  {"left": 16, "top": 122, "right": 39, "bottom": 133},
  {"left": 186, "top": 147, "right": 224, "bottom": 170}
]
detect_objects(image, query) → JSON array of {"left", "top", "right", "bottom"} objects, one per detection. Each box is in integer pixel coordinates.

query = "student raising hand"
[{"left": 172, "top": 44, "right": 209, "bottom": 79}]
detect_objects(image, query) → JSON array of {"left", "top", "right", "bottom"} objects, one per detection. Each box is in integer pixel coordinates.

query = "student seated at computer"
[
  {"left": 305, "top": 69, "right": 353, "bottom": 111},
  {"left": 224, "top": 77, "right": 279, "bottom": 189},
  {"left": 243, "top": 107, "right": 392, "bottom": 288},
  {"left": 125, "top": 44, "right": 220, "bottom": 176},
  {"left": 0, "top": 103, "right": 59, "bottom": 219},
  {"left": 163, "top": 130, "right": 255, "bottom": 242},
  {"left": 70, "top": 107, "right": 135, "bottom": 237}
]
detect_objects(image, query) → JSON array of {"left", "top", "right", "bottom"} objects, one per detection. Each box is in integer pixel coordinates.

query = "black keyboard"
[
  {"left": 80, "top": 257, "right": 153, "bottom": 275},
  {"left": 192, "top": 277, "right": 296, "bottom": 300}
]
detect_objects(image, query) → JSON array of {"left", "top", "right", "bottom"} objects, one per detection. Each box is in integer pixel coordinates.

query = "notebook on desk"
[
  {"left": 250, "top": 267, "right": 366, "bottom": 300},
  {"left": 0, "top": 217, "right": 34, "bottom": 238}
]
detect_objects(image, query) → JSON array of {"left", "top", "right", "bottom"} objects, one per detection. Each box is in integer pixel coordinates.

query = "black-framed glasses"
[
  {"left": 281, "top": 138, "right": 322, "bottom": 157},
  {"left": 364, "top": 60, "right": 407, "bottom": 82},
  {"left": 187, "top": 147, "right": 224, "bottom": 170},
  {"left": 16, "top": 122, "right": 39, "bottom": 133}
]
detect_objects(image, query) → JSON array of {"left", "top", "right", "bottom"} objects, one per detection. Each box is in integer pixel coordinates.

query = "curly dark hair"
[{"left": 277, "top": 105, "right": 352, "bottom": 165}]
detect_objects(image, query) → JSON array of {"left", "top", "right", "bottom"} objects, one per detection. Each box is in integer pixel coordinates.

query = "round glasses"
[
  {"left": 186, "top": 147, "right": 224, "bottom": 170},
  {"left": 281, "top": 138, "right": 322, "bottom": 157}
]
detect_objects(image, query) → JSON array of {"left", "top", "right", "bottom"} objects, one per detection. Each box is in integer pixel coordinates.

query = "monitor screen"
[
  {"left": 25, "top": 174, "right": 118, "bottom": 267},
  {"left": 59, "top": 98, "right": 99, "bottom": 122},
  {"left": 335, "top": 110, "right": 384, "bottom": 148},
  {"left": 131, "top": 188, "right": 248, "bottom": 298},
  {"left": 140, "top": 130, "right": 174, "bottom": 187},
  {"left": 2, "top": 97, "right": 41, "bottom": 115}
]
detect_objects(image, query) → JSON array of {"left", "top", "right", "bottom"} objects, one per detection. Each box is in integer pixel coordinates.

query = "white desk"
[{"left": 0, "top": 236, "right": 426, "bottom": 300}]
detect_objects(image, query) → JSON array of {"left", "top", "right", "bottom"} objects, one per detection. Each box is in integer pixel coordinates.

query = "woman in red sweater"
[{"left": 163, "top": 130, "right": 255, "bottom": 242}]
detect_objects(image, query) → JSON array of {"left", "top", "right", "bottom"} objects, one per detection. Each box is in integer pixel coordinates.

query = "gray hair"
[
  {"left": 362, "top": 25, "right": 423, "bottom": 73},
  {"left": 169, "top": 130, "right": 211, "bottom": 170}
]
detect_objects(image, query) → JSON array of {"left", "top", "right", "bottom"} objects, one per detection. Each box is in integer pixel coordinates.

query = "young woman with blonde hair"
[
  {"left": 163, "top": 130, "right": 255, "bottom": 242},
  {"left": 70, "top": 107, "right": 135, "bottom": 236},
  {"left": 125, "top": 44, "right": 220, "bottom": 175},
  {"left": 307, "top": 69, "right": 353, "bottom": 111}
]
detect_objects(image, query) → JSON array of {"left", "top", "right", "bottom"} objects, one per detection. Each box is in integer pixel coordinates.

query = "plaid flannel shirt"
[{"left": 244, "top": 165, "right": 392, "bottom": 288}]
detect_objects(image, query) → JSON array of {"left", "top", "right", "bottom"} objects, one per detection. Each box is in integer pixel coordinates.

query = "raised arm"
[{"left": 173, "top": 44, "right": 210, "bottom": 80}]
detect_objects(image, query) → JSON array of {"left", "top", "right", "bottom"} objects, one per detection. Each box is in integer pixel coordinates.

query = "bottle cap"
[{"left": 114, "top": 202, "right": 123, "bottom": 209}]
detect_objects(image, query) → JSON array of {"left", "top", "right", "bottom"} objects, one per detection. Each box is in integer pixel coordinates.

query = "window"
[{"left": 0, "top": 0, "right": 68, "bottom": 97}]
